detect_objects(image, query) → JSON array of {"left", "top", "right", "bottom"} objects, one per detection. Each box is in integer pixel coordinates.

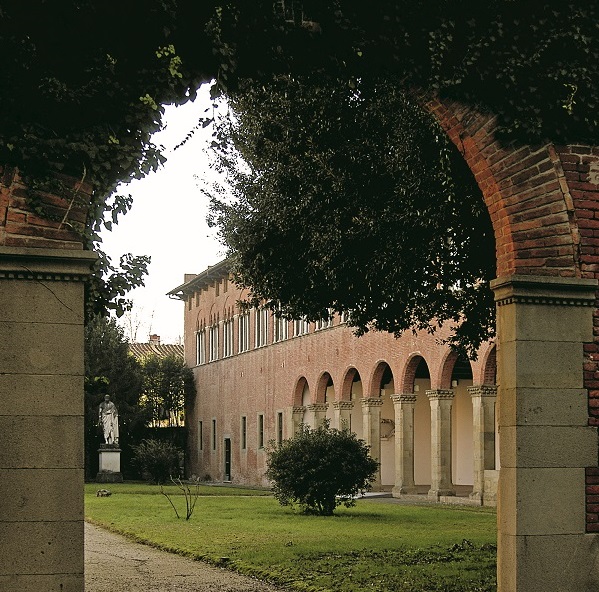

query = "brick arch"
[
  {"left": 292, "top": 376, "right": 309, "bottom": 407},
  {"left": 438, "top": 348, "right": 459, "bottom": 390},
  {"left": 366, "top": 360, "right": 394, "bottom": 398},
  {"left": 315, "top": 371, "right": 334, "bottom": 404},
  {"left": 400, "top": 353, "right": 430, "bottom": 394},
  {"left": 479, "top": 343, "right": 497, "bottom": 386},
  {"left": 340, "top": 367, "right": 361, "bottom": 401},
  {"left": 425, "top": 97, "right": 581, "bottom": 279}
]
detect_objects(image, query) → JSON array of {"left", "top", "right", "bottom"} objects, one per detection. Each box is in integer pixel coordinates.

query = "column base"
[
  {"left": 392, "top": 485, "right": 418, "bottom": 497},
  {"left": 469, "top": 490, "right": 484, "bottom": 505},
  {"left": 428, "top": 488, "right": 455, "bottom": 501}
]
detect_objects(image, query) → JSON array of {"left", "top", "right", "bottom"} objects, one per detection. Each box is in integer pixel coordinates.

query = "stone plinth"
[{"left": 97, "top": 445, "right": 123, "bottom": 483}]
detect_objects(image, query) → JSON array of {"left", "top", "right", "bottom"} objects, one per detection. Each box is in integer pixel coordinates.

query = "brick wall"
[{"left": 0, "top": 166, "right": 88, "bottom": 250}]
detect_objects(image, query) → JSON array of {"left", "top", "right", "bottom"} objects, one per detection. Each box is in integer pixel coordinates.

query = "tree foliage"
[
  {"left": 207, "top": 76, "right": 496, "bottom": 354},
  {"left": 140, "top": 355, "right": 196, "bottom": 427},
  {"left": 132, "top": 438, "right": 183, "bottom": 484},
  {"left": 210, "top": 1, "right": 599, "bottom": 144},
  {"left": 266, "top": 422, "right": 379, "bottom": 516}
]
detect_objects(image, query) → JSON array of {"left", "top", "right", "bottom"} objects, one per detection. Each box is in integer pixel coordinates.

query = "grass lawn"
[{"left": 85, "top": 483, "right": 497, "bottom": 592}]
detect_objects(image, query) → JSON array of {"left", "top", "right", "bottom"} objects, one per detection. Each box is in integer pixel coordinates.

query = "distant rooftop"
[
  {"left": 129, "top": 334, "right": 184, "bottom": 360},
  {"left": 167, "top": 258, "right": 230, "bottom": 300}
]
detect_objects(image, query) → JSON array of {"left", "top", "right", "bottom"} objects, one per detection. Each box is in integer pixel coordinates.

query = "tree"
[
  {"left": 207, "top": 76, "right": 496, "bottom": 355},
  {"left": 265, "top": 422, "right": 379, "bottom": 516},
  {"left": 84, "top": 315, "right": 146, "bottom": 478},
  {"left": 140, "top": 355, "right": 196, "bottom": 427}
]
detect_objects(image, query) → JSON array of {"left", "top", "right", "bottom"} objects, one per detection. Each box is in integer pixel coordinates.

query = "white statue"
[{"left": 99, "top": 395, "right": 119, "bottom": 445}]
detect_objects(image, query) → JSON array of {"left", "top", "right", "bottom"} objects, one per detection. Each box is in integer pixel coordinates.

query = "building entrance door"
[{"left": 224, "top": 438, "right": 231, "bottom": 481}]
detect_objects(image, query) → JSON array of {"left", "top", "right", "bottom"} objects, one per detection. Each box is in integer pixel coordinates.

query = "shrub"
[
  {"left": 132, "top": 439, "right": 182, "bottom": 484},
  {"left": 265, "top": 421, "right": 379, "bottom": 516}
]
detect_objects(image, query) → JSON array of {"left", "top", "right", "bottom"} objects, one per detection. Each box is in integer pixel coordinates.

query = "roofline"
[{"left": 167, "top": 258, "right": 231, "bottom": 300}]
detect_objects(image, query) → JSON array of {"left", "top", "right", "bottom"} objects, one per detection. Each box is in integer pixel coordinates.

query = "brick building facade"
[{"left": 170, "top": 260, "right": 498, "bottom": 505}]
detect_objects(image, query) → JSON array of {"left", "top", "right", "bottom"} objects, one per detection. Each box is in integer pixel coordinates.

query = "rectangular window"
[
  {"left": 223, "top": 277, "right": 228, "bottom": 292},
  {"left": 212, "top": 419, "right": 217, "bottom": 450},
  {"left": 187, "top": 297, "right": 192, "bottom": 311},
  {"left": 196, "top": 330, "right": 206, "bottom": 365},
  {"left": 255, "top": 307, "right": 268, "bottom": 348},
  {"left": 258, "top": 414, "right": 264, "bottom": 449},
  {"left": 241, "top": 416, "right": 247, "bottom": 450},
  {"left": 195, "top": 291, "right": 200, "bottom": 307},
  {"left": 215, "top": 280, "right": 220, "bottom": 297},
  {"left": 238, "top": 312, "right": 250, "bottom": 353},
  {"left": 293, "top": 317, "right": 310, "bottom": 337},
  {"left": 198, "top": 421, "right": 203, "bottom": 451},
  {"left": 273, "top": 313, "right": 288, "bottom": 343},
  {"left": 208, "top": 324, "right": 219, "bottom": 362},
  {"left": 277, "top": 412, "right": 283, "bottom": 446},
  {"left": 223, "top": 319, "right": 234, "bottom": 358}
]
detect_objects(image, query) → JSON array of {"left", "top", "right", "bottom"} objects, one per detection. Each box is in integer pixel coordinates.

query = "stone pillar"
[
  {"left": 0, "top": 246, "right": 95, "bottom": 592},
  {"left": 332, "top": 401, "right": 353, "bottom": 431},
  {"left": 469, "top": 385, "right": 497, "bottom": 504},
  {"left": 307, "top": 403, "right": 328, "bottom": 428},
  {"left": 491, "top": 275, "right": 599, "bottom": 592},
  {"left": 290, "top": 406, "right": 306, "bottom": 436},
  {"left": 362, "top": 398, "right": 383, "bottom": 488},
  {"left": 391, "top": 394, "right": 417, "bottom": 496},
  {"left": 427, "top": 389, "right": 455, "bottom": 500}
]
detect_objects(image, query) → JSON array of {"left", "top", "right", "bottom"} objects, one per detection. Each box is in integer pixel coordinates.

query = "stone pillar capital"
[
  {"left": 292, "top": 406, "right": 306, "bottom": 415},
  {"left": 391, "top": 394, "right": 417, "bottom": 405},
  {"left": 468, "top": 385, "right": 498, "bottom": 398},
  {"left": 426, "top": 389, "right": 454, "bottom": 401},
  {"left": 361, "top": 397, "right": 384, "bottom": 409},
  {"left": 332, "top": 401, "right": 354, "bottom": 410},
  {"left": 307, "top": 403, "right": 328, "bottom": 413}
]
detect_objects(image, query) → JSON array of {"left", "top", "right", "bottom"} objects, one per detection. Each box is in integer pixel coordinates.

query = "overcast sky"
[{"left": 100, "top": 84, "right": 226, "bottom": 344}]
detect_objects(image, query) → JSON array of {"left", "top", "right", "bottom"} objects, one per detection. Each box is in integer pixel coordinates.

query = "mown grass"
[{"left": 85, "top": 483, "right": 497, "bottom": 592}]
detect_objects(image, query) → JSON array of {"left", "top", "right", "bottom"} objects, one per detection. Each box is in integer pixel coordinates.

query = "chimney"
[{"left": 149, "top": 334, "right": 160, "bottom": 346}]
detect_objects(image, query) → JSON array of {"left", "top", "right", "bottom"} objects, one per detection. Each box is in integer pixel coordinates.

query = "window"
[
  {"left": 258, "top": 414, "right": 264, "bottom": 449},
  {"left": 196, "top": 330, "right": 206, "bottom": 365},
  {"left": 241, "top": 416, "right": 247, "bottom": 450},
  {"left": 223, "top": 277, "right": 228, "bottom": 292},
  {"left": 273, "top": 314, "right": 288, "bottom": 343},
  {"left": 212, "top": 419, "right": 217, "bottom": 450},
  {"left": 215, "top": 280, "right": 220, "bottom": 297},
  {"left": 187, "top": 297, "right": 192, "bottom": 311},
  {"left": 208, "top": 324, "right": 219, "bottom": 362},
  {"left": 293, "top": 317, "right": 310, "bottom": 337},
  {"left": 315, "top": 309, "right": 334, "bottom": 330},
  {"left": 195, "top": 292, "right": 200, "bottom": 307},
  {"left": 277, "top": 412, "right": 283, "bottom": 446},
  {"left": 223, "top": 318, "right": 234, "bottom": 358},
  {"left": 198, "top": 421, "right": 203, "bottom": 451},
  {"left": 238, "top": 312, "right": 250, "bottom": 353},
  {"left": 255, "top": 307, "right": 268, "bottom": 348}
]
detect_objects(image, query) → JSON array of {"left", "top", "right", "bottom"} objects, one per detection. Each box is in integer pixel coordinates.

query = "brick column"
[
  {"left": 391, "top": 394, "right": 417, "bottom": 496},
  {"left": 469, "top": 385, "right": 497, "bottom": 504},
  {"left": 427, "top": 390, "right": 455, "bottom": 500},
  {"left": 307, "top": 403, "right": 328, "bottom": 428},
  {"left": 492, "top": 275, "right": 599, "bottom": 592},
  {"left": 362, "top": 398, "right": 383, "bottom": 489},
  {"left": 0, "top": 246, "right": 95, "bottom": 592},
  {"left": 332, "top": 401, "right": 353, "bottom": 431}
]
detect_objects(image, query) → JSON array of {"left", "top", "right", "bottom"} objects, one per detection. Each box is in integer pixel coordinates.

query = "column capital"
[
  {"left": 292, "top": 406, "right": 306, "bottom": 415},
  {"left": 307, "top": 403, "right": 328, "bottom": 413},
  {"left": 361, "top": 397, "right": 384, "bottom": 409},
  {"left": 332, "top": 401, "right": 354, "bottom": 410},
  {"left": 468, "top": 385, "right": 498, "bottom": 398},
  {"left": 491, "top": 274, "right": 597, "bottom": 307},
  {"left": 391, "top": 394, "right": 417, "bottom": 404},
  {"left": 426, "top": 389, "right": 454, "bottom": 401},
  {"left": 0, "top": 246, "right": 97, "bottom": 281}
]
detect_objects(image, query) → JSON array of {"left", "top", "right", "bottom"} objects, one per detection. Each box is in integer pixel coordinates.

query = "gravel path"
[{"left": 85, "top": 522, "right": 285, "bottom": 592}]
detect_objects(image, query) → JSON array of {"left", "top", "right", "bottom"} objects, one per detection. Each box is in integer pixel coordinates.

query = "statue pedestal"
[{"left": 96, "top": 445, "right": 123, "bottom": 483}]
